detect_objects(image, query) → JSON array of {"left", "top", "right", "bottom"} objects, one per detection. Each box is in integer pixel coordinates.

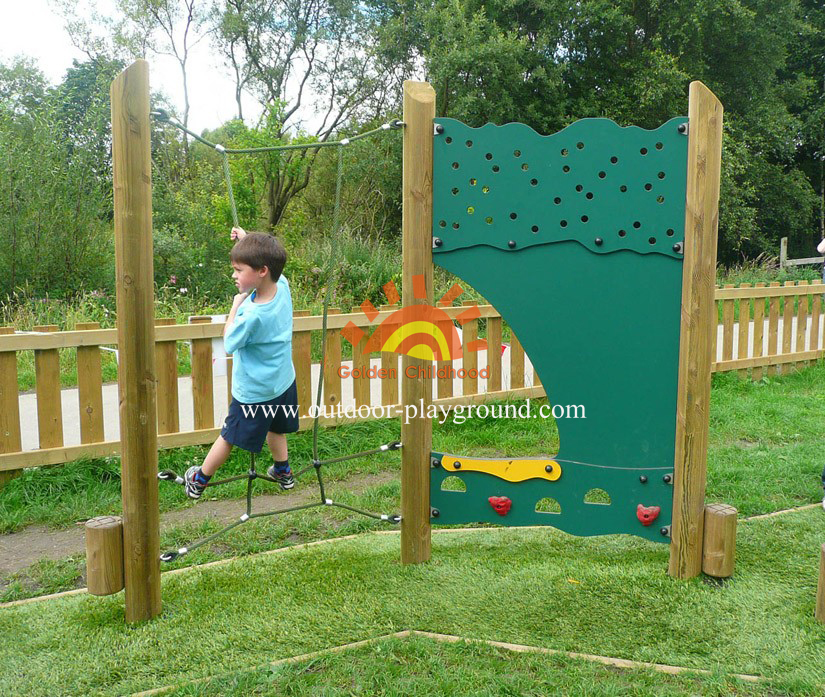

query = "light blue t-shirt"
[{"left": 224, "top": 275, "right": 296, "bottom": 403}]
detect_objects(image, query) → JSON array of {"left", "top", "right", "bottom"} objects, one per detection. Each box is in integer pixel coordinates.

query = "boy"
[{"left": 184, "top": 227, "right": 299, "bottom": 499}]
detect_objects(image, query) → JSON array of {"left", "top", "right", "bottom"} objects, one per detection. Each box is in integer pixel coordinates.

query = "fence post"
[
  {"left": 76, "top": 322, "right": 105, "bottom": 444},
  {"left": 668, "top": 81, "right": 723, "bottom": 580},
  {"left": 155, "top": 318, "right": 180, "bottom": 434},
  {"left": 780, "top": 237, "right": 788, "bottom": 270},
  {"left": 189, "top": 316, "right": 214, "bottom": 430},
  {"left": 401, "top": 80, "right": 435, "bottom": 565},
  {"left": 111, "top": 58, "right": 160, "bottom": 622},
  {"left": 33, "top": 325, "right": 63, "bottom": 449},
  {"left": 0, "top": 327, "right": 22, "bottom": 488}
]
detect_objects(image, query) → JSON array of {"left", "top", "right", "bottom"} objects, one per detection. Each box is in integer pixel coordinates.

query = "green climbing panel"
[{"left": 430, "top": 117, "right": 689, "bottom": 542}]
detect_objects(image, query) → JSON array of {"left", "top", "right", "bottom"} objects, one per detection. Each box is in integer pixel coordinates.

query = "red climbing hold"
[
  {"left": 636, "top": 504, "right": 660, "bottom": 526},
  {"left": 489, "top": 496, "right": 512, "bottom": 516}
]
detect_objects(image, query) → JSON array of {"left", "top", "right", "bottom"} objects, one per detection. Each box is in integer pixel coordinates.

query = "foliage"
[{"left": 0, "top": 58, "right": 119, "bottom": 298}]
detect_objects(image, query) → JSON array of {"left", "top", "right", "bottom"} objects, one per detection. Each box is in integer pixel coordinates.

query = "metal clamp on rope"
[
  {"left": 158, "top": 470, "right": 184, "bottom": 485},
  {"left": 150, "top": 108, "right": 170, "bottom": 122},
  {"left": 390, "top": 119, "right": 405, "bottom": 129},
  {"left": 325, "top": 499, "right": 333, "bottom": 505},
  {"left": 313, "top": 459, "right": 322, "bottom": 469},
  {"left": 340, "top": 138, "right": 351, "bottom": 146},
  {"left": 160, "top": 546, "right": 188, "bottom": 562},
  {"left": 215, "top": 144, "right": 226, "bottom": 153}
]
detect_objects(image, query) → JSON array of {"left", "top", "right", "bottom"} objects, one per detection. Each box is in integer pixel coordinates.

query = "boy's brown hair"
[{"left": 230, "top": 232, "right": 287, "bottom": 282}]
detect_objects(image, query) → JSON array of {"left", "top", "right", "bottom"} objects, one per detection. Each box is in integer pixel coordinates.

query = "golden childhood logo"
[{"left": 340, "top": 274, "right": 490, "bottom": 378}]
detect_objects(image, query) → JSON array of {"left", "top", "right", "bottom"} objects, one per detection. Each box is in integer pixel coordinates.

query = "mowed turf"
[
  {"left": 1, "top": 507, "right": 824, "bottom": 696},
  {"left": 1, "top": 364, "right": 824, "bottom": 695}
]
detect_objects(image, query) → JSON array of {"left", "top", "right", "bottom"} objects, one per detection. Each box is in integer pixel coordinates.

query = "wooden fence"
[
  {"left": 1, "top": 280, "right": 823, "bottom": 477},
  {"left": 0, "top": 304, "right": 541, "bottom": 477}
]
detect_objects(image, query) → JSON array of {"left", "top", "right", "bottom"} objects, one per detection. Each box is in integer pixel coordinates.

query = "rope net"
[{"left": 153, "top": 110, "right": 404, "bottom": 562}]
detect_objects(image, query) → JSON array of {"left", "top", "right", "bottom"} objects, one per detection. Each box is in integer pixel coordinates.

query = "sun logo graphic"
[{"left": 341, "top": 274, "right": 488, "bottom": 361}]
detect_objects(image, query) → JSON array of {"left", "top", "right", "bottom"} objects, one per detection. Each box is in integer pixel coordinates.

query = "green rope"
[
  {"left": 312, "top": 144, "right": 345, "bottom": 463},
  {"left": 219, "top": 147, "right": 240, "bottom": 228},
  {"left": 150, "top": 108, "right": 402, "bottom": 155}
]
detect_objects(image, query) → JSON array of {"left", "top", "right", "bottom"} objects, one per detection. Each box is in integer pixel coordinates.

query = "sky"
[{"left": 0, "top": 0, "right": 259, "bottom": 133}]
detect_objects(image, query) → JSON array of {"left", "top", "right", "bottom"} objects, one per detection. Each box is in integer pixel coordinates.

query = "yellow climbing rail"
[{"left": 440, "top": 454, "right": 562, "bottom": 483}]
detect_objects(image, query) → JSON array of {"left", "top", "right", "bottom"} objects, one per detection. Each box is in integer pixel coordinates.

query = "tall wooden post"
[
  {"left": 400, "top": 81, "right": 435, "bottom": 564},
  {"left": 0, "top": 327, "right": 22, "bottom": 489},
  {"left": 669, "top": 81, "right": 723, "bottom": 579},
  {"left": 111, "top": 59, "right": 161, "bottom": 621}
]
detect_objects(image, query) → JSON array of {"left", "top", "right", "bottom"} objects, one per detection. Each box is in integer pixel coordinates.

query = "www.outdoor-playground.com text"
[{"left": 240, "top": 399, "right": 585, "bottom": 425}]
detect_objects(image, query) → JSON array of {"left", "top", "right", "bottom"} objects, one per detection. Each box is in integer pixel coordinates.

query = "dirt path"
[{"left": 0, "top": 470, "right": 397, "bottom": 577}]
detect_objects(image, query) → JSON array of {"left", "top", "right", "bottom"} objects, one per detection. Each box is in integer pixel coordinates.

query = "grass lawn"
[{"left": 1, "top": 363, "right": 824, "bottom": 695}]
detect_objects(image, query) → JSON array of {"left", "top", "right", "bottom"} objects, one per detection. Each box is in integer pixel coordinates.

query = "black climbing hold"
[
  {"left": 639, "top": 475, "right": 648, "bottom": 483},
  {"left": 508, "top": 240, "right": 516, "bottom": 248},
  {"left": 663, "top": 474, "right": 672, "bottom": 484},
  {"left": 594, "top": 237, "right": 603, "bottom": 246}
]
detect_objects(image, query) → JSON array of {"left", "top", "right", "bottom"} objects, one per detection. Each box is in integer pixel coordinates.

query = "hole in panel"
[
  {"left": 584, "top": 488, "right": 611, "bottom": 505},
  {"left": 536, "top": 497, "right": 561, "bottom": 514},
  {"left": 441, "top": 476, "right": 466, "bottom": 492}
]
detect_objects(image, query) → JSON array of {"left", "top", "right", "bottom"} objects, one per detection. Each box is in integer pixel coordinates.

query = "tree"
[{"left": 211, "top": 0, "right": 401, "bottom": 228}]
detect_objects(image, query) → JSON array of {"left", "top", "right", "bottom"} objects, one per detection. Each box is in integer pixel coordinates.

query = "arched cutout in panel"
[
  {"left": 584, "top": 488, "right": 611, "bottom": 505},
  {"left": 535, "top": 497, "right": 561, "bottom": 514},
  {"left": 441, "top": 476, "right": 466, "bottom": 492}
]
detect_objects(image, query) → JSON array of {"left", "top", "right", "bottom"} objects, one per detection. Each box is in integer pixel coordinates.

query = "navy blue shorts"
[{"left": 220, "top": 380, "right": 300, "bottom": 453}]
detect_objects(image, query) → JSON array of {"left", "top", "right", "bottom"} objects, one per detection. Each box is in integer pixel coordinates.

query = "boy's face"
[{"left": 231, "top": 262, "right": 268, "bottom": 293}]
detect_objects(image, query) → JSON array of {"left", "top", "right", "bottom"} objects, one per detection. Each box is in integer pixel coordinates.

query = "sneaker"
[
  {"left": 267, "top": 465, "right": 295, "bottom": 490},
  {"left": 184, "top": 466, "right": 207, "bottom": 500}
]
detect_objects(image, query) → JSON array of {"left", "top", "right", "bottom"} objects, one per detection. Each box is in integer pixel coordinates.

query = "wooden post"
[
  {"left": 510, "top": 332, "right": 525, "bottom": 389},
  {"left": 736, "top": 284, "right": 751, "bottom": 379},
  {"left": 816, "top": 544, "right": 825, "bottom": 624},
  {"left": 668, "top": 81, "right": 723, "bottom": 580},
  {"left": 0, "top": 327, "right": 22, "bottom": 488},
  {"left": 380, "top": 305, "right": 400, "bottom": 406},
  {"left": 752, "top": 283, "right": 766, "bottom": 381},
  {"left": 189, "top": 316, "right": 214, "bottom": 430},
  {"left": 401, "top": 80, "right": 435, "bottom": 565},
  {"left": 85, "top": 516, "right": 125, "bottom": 596},
  {"left": 111, "top": 59, "right": 161, "bottom": 622},
  {"left": 461, "top": 301, "right": 478, "bottom": 396},
  {"left": 351, "top": 307, "right": 370, "bottom": 409},
  {"left": 292, "top": 311, "right": 312, "bottom": 416},
  {"left": 154, "top": 318, "right": 180, "bottom": 434},
  {"left": 33, "top": 325, "right": 63, "bottom": 449},
  {"left": 323, "top": 309, "right": 342, "bottom": 411},
  {"left": 76, "top": 322, "right": 105, "bottom": 444},
  {"left": 701, "top": 503, "right": 737, "bottom": 578},
  {"left": 487, "top": 315, "right": 502, "bottom": 392},
  {"left": 780, "top": 237, "right": 788, "bottom": 270}
]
